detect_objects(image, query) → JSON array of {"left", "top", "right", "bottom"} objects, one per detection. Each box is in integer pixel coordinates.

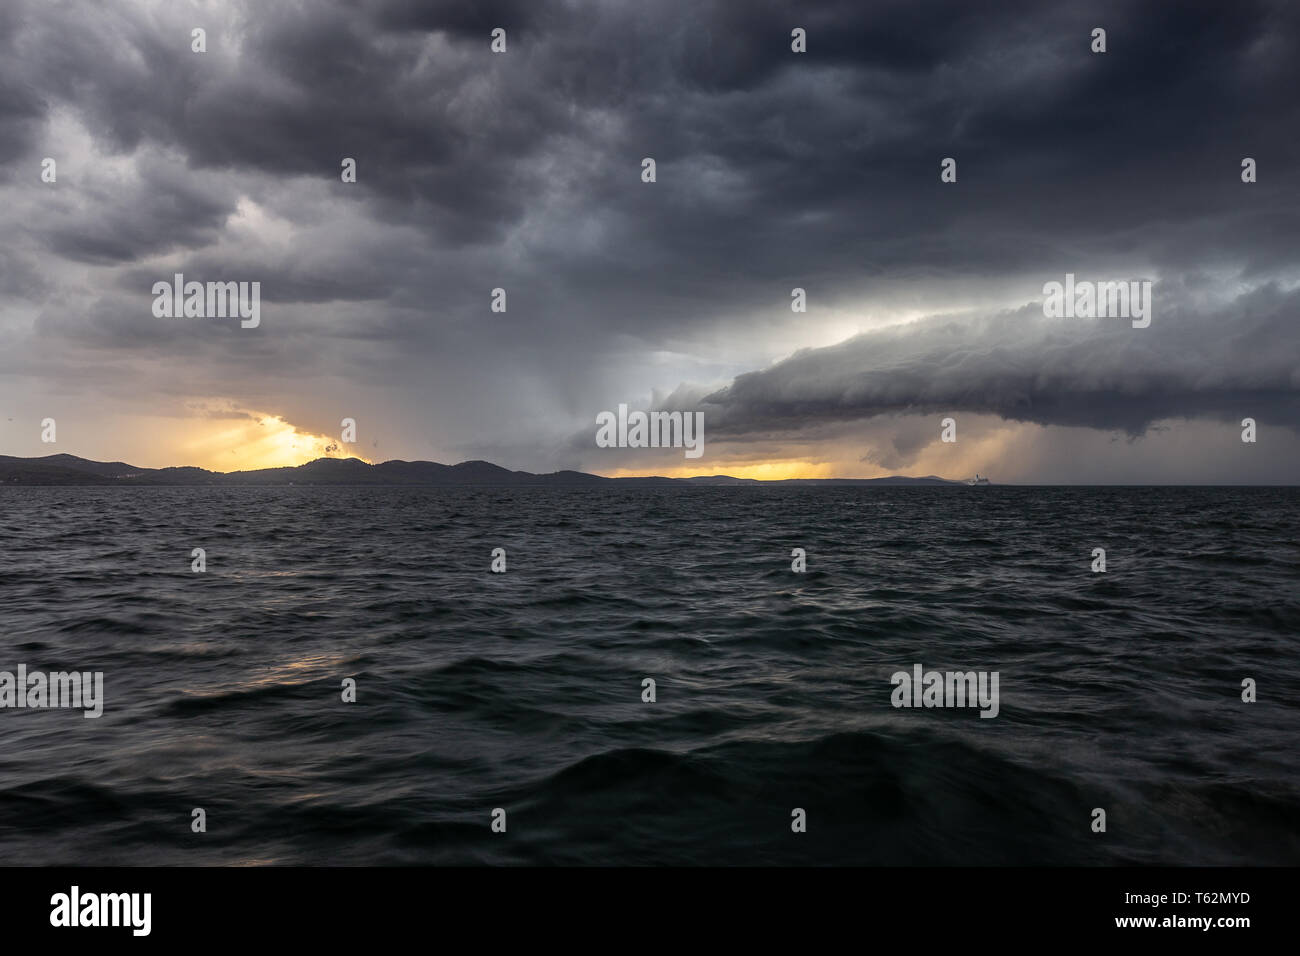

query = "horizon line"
[{"left": 2, "top": 452, "right": 1298, "bottom": 486}]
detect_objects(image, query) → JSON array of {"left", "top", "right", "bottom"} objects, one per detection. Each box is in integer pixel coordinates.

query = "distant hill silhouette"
[{"left": 0, "top": 454, "right": 965, "bottom": 487}]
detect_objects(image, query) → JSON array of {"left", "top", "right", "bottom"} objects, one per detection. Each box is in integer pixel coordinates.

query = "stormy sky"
[{"left": 1, "top": 0, "right": 1297, "bottom": 482}]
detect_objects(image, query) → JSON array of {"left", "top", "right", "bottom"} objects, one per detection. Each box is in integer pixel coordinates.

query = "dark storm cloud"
[
  {"left": 369, "top": 0, "right": 561, "bottom": 37},
  {"left": 10, "top": 0, "right": 1298, "bottom": 275},
  {"left": 696, "top": 280, "right": 1300, "bottom": 437},
  {"left": 39, "top": 157, "right": 236, "bottom": 264},
  {"left": 0, "top": 5, "right": 47, "bottom": 170},
  {"left": 2, "top": 0, "right": 1298, "bottom": 476}
]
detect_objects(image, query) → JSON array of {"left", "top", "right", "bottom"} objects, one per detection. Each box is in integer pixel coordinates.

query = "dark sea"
[{"left": 1, "top": 485, "right": 1296, "bottom": 866}]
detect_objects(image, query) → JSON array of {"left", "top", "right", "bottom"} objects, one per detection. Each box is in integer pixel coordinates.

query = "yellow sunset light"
[
  {"left": 598, "top": 460, "right": 843, "bottom": 481},
  {"left": 175, "top": 412, "right": 371, "bottom": 472}
]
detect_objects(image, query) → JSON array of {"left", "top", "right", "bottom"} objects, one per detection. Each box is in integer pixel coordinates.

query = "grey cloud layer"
[
  {"left": 696, "top": 281, "right": 1300, "bottom": 438},
  {"left": 0, "top": 0, "right": 1297, "bottom": 475}
]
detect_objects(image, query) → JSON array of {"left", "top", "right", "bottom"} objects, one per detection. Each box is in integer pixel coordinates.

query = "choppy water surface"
[{"left": 1, "top": 485, "right": 1296, "bottom": 865}]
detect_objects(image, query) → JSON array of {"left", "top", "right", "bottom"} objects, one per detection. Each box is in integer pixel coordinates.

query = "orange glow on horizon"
[
  {"left": 596, "top": 460, "right": 850, "bottom": 480},
  {"left": 173, "top": 411, "right": 372, "bottom": 472}
]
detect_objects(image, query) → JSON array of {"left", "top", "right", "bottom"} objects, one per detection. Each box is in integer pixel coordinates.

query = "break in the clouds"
[{"left": 0, "top": 0, "right": 1296, "bottom": 481}]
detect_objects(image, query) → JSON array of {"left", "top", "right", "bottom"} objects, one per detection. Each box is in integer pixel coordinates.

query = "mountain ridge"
[{"left": 0, "top": 454, "right": 969, "bottom": 487}]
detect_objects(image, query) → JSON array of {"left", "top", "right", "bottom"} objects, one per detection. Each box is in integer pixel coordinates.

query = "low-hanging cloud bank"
[{"left": 693, "top": 280, "right": 1300, "bottom": 439}]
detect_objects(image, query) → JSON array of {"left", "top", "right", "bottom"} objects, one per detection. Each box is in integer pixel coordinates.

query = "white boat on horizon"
[{"left": 966, "top": 474, "right": 990, "bottom": 486}]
